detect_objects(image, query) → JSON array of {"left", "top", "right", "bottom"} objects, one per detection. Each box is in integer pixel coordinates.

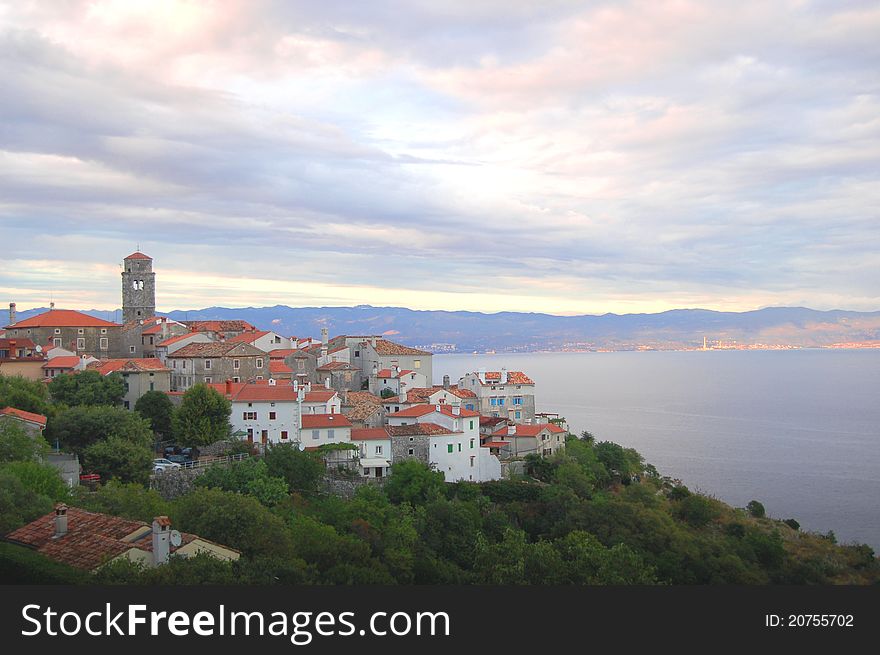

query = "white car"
[{"left": 153, "top": 458, "right": 182, "bottom": 473}]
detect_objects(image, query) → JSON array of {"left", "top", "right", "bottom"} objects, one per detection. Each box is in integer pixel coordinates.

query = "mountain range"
[{"left": 9, "top": 305, "right": 880, "bottom": 352}]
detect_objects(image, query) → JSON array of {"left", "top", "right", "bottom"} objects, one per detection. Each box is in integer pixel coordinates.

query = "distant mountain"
[{"left": 8, "top": 305, "right": 880, "bottom": 352}]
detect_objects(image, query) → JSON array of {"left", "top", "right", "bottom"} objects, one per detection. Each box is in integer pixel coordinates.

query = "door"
[{"left": 375, "top": 467, "right": 383, "bottom": 478}]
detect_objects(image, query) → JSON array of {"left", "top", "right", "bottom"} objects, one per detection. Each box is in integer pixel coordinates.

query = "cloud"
[{"left": 0, "top": 0, "right": 878, "bottom": 315}]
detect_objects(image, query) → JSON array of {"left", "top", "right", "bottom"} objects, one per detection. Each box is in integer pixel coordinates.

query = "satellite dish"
[
  {"left": 170, "top": 530, "right": 182, "bottom": 547},
  {"left": 35, "top": 345, "right": 43, "bottom": 353}
]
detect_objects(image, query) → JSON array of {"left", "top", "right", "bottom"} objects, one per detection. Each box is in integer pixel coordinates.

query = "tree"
[
  {"left": 73, "top": 480, "right": 169, "bottom": 523},
  {"left": 746, "top": 500, "right": 766, "bottom": 518},
  {"left": 83, "top": 435, "right": 153, "bottom": 484},
  {"left": 46, "top": 405, "right": 153, "bottom": 454},
  {"left": 0, "top": 461, "right": 69, "bottom": 501},
  {"left": 0, "top": 420, "right": 49, "bottom": 462},
  {"left": 384, "top": 460, "right": 445, "bottom": 505},
  {"left": 195, "top": 459, "right": 288, "bottom": 506},
  {"left": 173, "top": 384, "right": 231, "bottom": 447},
  {"left": 48, "top": 370, "right": 124, "bottom": 407},
  {"left": 134, "top": 390, "right": 174, "bottom": 440},
  {"left": 0, "top": 374, "right": 52, "bottom": 416},
  {"left": 0, "top": 470, "right": 53, "bottom": 533},
  {"left": 379, "top": 388, "right": 396, "bottom": 399},
  {"left": 263, "top": 443, "right": 325, "bottom": 493}
]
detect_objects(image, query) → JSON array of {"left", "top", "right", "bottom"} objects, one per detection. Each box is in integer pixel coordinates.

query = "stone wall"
[
  {"left": 390, "top": 434, "right": 430, "bottom": 463},
  {"left": 149, "top": 468, "right": 203, "bottom": 500},
  {"left": 322, "top": 475, "right": 386, "bottom": 499}
]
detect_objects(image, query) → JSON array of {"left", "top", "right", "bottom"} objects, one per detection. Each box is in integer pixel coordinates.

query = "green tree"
[
  {"left": 72, "top": 480, "right": 169, "bottom": 522},
  {"left": 46, "top": 405, "right": 153, "bottom": 454},
  {"left": 172, "top": 384, "right": 231, "bottom": 447},
  {"left": 48, "top": 370, "right": 125, "bottom": 407},
  {"left": 746, "top": 500, "right": 766, "bottom": 518},
  {"left": 195, "top": 459, "right": 288, "bottom": 506},
  {"left": 83, "top": 435, "right": 153, "bottom": 484},
  {"left": 263, "top": 443, "right": 325, "bottom": 493},
  {"left": 0, "top": 420, "right": 49, "bottom": 462},
  {"left": 0, "top": 374, "right": 52, "bottom": 416},
  {"left": 0, "top": 461, "right": 69, "bottom": 501},
  {"left": 0, "top": 470, "right": 53, "bottom": 533},
  {"left": 94, "top": 552, "right": 239, "bottom": 585},
  {"left": 134, "top": 390, "right": 175, "bottom": 440},
  {"left": 676, "top": 494, "right": 721, "bottom": 528},
  {"left": 384, "top": 460, "right": 445, "bottom": 505}
]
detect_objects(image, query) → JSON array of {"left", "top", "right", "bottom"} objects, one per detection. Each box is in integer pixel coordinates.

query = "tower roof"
[{"left": 124, "top": 251, "right": 152, "bottom": 260}]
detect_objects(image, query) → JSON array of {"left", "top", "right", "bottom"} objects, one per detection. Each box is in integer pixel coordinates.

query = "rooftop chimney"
[
  {"left": 399, "top": 390, "right": 407, "bottom": 403},
  {"left": 53, "top": 503, "right": 68, "bottom": 539},
  {"left": 225, "top": 379, "right": 232, "bottom": 396},
  {"left": 442, "top": 374, "right": 450, "bottom": 390},
  {"left": 324, "top": 377, "right": 331, "bottom": 389},
  {"left": 321, "top": 327, "right": 329, "bottom": 345},
  {"left": 500, "top": 367, "right": 508, "bottom": 384},
  {"left": 293, "top": 379, "right": 299, "bottom": 392},
  {"left": 151, "top": 516, "right": 172, "bottom": 566},
  {"left": 8, "top": 302, "right": 16, "bottom": 325},
  {"left": 452, "top": 404, "right": 461, "bottom": 416},
  {"left": 507, "top": 424, "right": 516, "bottom": 436},
  {"left": 435, "top": 403, "right": 441, "bottom": 413},
  {"left": 268, "top": 378, "right": 277, "bottom": 386},
  {"left": 371, "top": 336, "right": 377, "bottom": 347}
]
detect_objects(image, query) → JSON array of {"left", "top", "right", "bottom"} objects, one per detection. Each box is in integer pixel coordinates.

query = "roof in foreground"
[
  {"left": 0, "top": 406, "right": 48, "bottom": 427},
  {"left": 6, "top": 309, "right": 121, "bottom": 330},
  {"left": 350, "top": 428, "right": 390, "bottom": 441},
  {"left": 301, "top": 413, "right": 352, "bottom": 428}
]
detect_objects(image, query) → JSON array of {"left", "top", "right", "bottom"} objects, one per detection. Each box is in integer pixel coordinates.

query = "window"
[
  {"left": 375, "top": 445, "right": 383, "bottom": 455},
  {"left": 129, "top": 345, "right": 136, "bottom": 353},
  {"left": 54, "top": 328, "right": 61, "bottom": 335},
  {"left": 269, "top": 411, "right": 276, "bottom": 420},
  {"left": 76, "top": 338, "right": 85, "bottom": 350},
  {"left": 204, "top": 377, "right": 212, "bottom": 384},
  {"left": 124, "top": 401, "right": 130, "bottom": 410},
  {"left": 447, "top": 444, "right": 453, "bottom": 453},
  {"left": 470, "top": 439, "right": 475, "bottom": 449},
  {"left": 281, "top": 431, "right": 288, "bottom": 440},
  {"left": 498, "top": 398, "right": 505, "bottom": 406},
  {"left": 233, "top": 377, "right": 240, "bottom": 383},
  {"left": 149, "top": 382, "right": 155, "bottom": 391},
  {"left": 466, "top": 403, "right": 474, "bottom": 411},
  {"left": 256, "top": 376, "right": 263, "bottom": 381},
  {"left": 328, "top": 429, "right": 335, "bottom": 440},
  {"left": 490, "top": 398, "right": 497, "bottom": 406},
  {"left": 513, "top": 397, "right": 523, "bottom": 405},
  {"left": 408, "top": 437, "right": 414, "bottom": 442},
  {"left": 363, "top": 468, "right": 370, "bottom": 476},
  {"left": 55, "top": 338, "right": 63, "bottom": 347},
  {"left": 243, "top": 411, "right": 257, "bottom": 420},
  {"left": 312, "top": 430, "right": 320, "bottom": 440},
  {"left": 205, "top": 359, "right": 212, "bottom": 370},
  {"left": 469, "top": 420, "right": 474, "bottom": 430},
  {"left": 458, "top": 443, "right": 462, "bottom": 452},
  {"left": 414, "top": 359, "right": 421, "bottom": 368},
  {"left": 297, "top": 360, "right": 305, "bottom": 370},
  {"left": 99, "top": 337, "right": 108, "bottom": 350},
  {"left": 408, "top": 448, "right": 414, "bottom": 456},
  {"left": 78, "top": 328, "right": 84, "bottom": 335},
  {"left": 101, "top": 328, "right": 107, "bottom": 335},
  {"left": 354, "top": 350, "right": 360, "bottom": 358},
  {"left": 515, "top": 411, "right": 521, "bottom": 419},
  {"left": 233, "top": 359, "right": 240, "bottom": 370},
  {"left": 256, "top": 358, "right": 263, "bottom": 369},
  {"left": 470, "top": 456, "right": 475, "bottom": 468}
]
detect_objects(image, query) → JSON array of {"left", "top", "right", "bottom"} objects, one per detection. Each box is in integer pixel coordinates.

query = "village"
[{"left": 1, "top": 252, "right": 569, "bottom": 490}]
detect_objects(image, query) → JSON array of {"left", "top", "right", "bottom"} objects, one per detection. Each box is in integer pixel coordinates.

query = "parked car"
[
  {"left": 153, "top": 458, "right": 182, "bottom": 473},
  {"left": 166, "top": 454, "right": 192, "bottom": 465}
]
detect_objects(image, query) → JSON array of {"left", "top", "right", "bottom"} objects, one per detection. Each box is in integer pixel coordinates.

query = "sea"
[{"left": 433, "top": 349, "right": 880, "bottom": 550}]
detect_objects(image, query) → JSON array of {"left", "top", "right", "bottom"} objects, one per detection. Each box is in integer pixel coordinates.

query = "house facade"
[
  {"left": 90, "top": 358, "right": 171, "bottom": 410},
  {"left": 491, "top": 423, "right": 567, "bottom": 458},
  {"left": 459, "top": 369, "right": 537, "bottom": 423},
  {"left": 167, "top": 341, "right": 267, "bottom": 391},
  {"left": 4, "top": 309, "right": 123, "bottom": 359}
]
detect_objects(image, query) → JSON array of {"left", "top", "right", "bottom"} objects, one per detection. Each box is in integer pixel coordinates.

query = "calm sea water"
[{"left": 434, "top": 350, "right": 880, "bottom": 550}]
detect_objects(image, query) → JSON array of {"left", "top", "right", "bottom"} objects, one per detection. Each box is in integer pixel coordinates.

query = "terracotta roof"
[
  {"left": 366, "top": 339, "right": 431, "bottom": 356},
  {"left": 169, "top": 342, "right": 262, "bottom": 358},
  {"left": 343, "top": 402, "right": 384, "bottom": 422},
  {"left": 124, "top": 251, "right": 152, "bottom": 260},
  {"left": 480, "top": 416, "right": 508, "bottom": 426},
  {"left": 156, "top": 333, "right": 200, "bottom": 348},
  {"left": 474, "top": 371, "right": 535, "bottom": 385},
  {"left": 269, "top": 349, "right": 297, "bottom": 358},
  {"left": 304, "top": 390, "right": 336, "bottom": 403},
  {"left": 225, "top": 331, "right": 271, "bottom": 344},
  {"left": 0, "top": 406, "right": 47, "bottom": 427},
  {"left": 351, "top": 428, "right": 390, "bottom": 441},
  {"left": 404, "top": 386, "right": 477, "bottom": 404},
  {"left": 482, "top": 441, "right": 509, "bottom": 448},
  {"left": 388, "top": 423, "right": 454, "bottom": 437},
  {"left": 3, "top": 506, "right": 236, "bottom": 571},
  {"left": 92, "top": 358, "right": 169, "bottom": 374},
  {"left": 492, "top": 424, "right": 566, "bottom": 437},
  {"left": 376, "top": 368, "right": 415, "bottom": 378},
  {"left": 42, "top": 356, "right": 81, "bottom": 369},
  {"left": 391, "top": 404, "right": 479, "bottom": 419},
  {"left": 7, "top": 309, "right": 120, "bottom": 329},
  {"left": 0, "top": 338, "right": 37, "bottom": 349},
  {"left": 185, "top": 320, "right": 256, "bottom": 333},
  {"left": 269, "top": 361, "right": 292, "bottom": 374},
  {"left": 317, "top": 361, "right": 356, "bottom": 371},
  {"left": 233, "top": 385, "right": 298, "bottom": 402},
  {"left": 300, "top": 413, "right": 352, "bottom": 428},
  {"left": 344, "top": 391, "right": 383, "bottom": 405}
]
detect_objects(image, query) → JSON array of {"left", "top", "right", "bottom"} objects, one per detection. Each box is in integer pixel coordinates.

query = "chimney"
[
  {"left": 269, "top": 378, "right": 277, "bottom": 386},
  {"left": 324, "top": 377, "right": 331, "bottom": 389},
  {"left": 501, "top": 367, "right": 508, "bottom": 384},
  {"left": 8, "top": 302, "right": 15, "bottom": 325},
  {"left": 225, "top": 379, "right": 232, "bottom": 396},
  {"left": 452, "top": 404, "right": 461, "bottom": 416},
  {"left": 435, "top": 403, "right": 441, "bottom": 413},
  {"left": 442, "top": 374, "right": 450, "bottom": 390},
  {"left": 49, "top": 301, "right": 55, "bottom": 310},
  {"left": 507, "top": 424, "right": 516, "bottom": 436},
  {"left": 293, "top": 379, "right": 299, "bottom": 392},
  {"left": 53, "top": 503, "right": 68, "bottom": 538},
  {"left": 341, "top": 389, "right": 348, "bottom": 405},
  {"left": 151, "top": 516, "right": 172, "bottom": 566},
  {"left": 9, "top": 339, "right": 16, "bottom": 360},
  {"left": 371, "top": 336, "right": 377, "bottom": 347},
  {"left": 399, "top": 390, "right": 407, "bottom": 403},
  {"left": 321, "top": 327, "right": 328, "bottom": 346}
]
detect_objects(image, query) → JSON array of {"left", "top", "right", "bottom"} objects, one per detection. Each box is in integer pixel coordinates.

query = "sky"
[{"left": 1, "top": 0, "right": 878, "bottom": 316}]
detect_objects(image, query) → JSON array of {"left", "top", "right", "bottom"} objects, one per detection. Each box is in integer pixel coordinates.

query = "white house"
[
  {"left": 370, "top": 367, "right": 428, "bottom": 396},
  {"left": 350, "top": 428, "right": 391, "bottom": 478},
  {"left": 490, "top": 423, "right": 567, "bottom": 458},
  {"left": 459, "top": 368, "right": 537, "bottom": 423},
  {"left": 226, "top": 330, "right": 295, "bottom": 353}
]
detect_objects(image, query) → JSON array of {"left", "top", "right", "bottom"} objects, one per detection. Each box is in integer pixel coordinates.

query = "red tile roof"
[
  {"left": 0, "top": 338, "right": 37, "bottom": 350},
  {"left": 156, "top": 333, "right": 200, "bottom": 348},
  {"left": 403, "top": 386, "right": 477, "bottom": 404},
  {"left": 475, "top": 371, "right": 535, "bottom": 385},
  {"left": 269, "top": 349, "right": 297, "bottom": 358},
  {"left": 317, "top": 361, "right": 355, "bottom": 371},
  {"left": 351, "top": 428, "right": 390, "bottom": 441},
  {"left": 269, "top": 361, "right": 292, "bottom": 374},
  {"left": 376, "top": 368, "right": 415, "bottom": 378},
  {"left": 7, "top": 309, "right": 120, "bottom": 329},
  {"left": 344, "top": 391, "right": 383, "bottom": 405},
  {"left": 482, "top": 441, "right": 509, "bottom": 448},
  {"left": 0, "top": 406, "right": 47, "bottom": 427},
  {"left": 492, "top": 423, "right": 566, "bottom": 437},
  {"left": 169, "top": 342, "right": 262, "bottom": 358},
  {"left": 304, "top": 390, "right": 336, "bottom": 403},
  {"left": 92, "top": 358, "right": 169, "bottom": 374},
  {"left": 4, "top": 506, "right": 236, "bottom": 571},
  {"left": 185, "top": 320, "right": 256, "bottom": 333},
  {"left": 391, "top": 404, "right": 479, "bottom": 419},
  {"left": 388, "top": 423, "right": 454, "bottom": 436},
  {"left": 42, "top": 356, "right": 81, "bottom": 369},
  {"left": 367, "top": 339, "right": 431, "bottom": 356},
  {"left": 300, "top": 413, "right": 352, "bottom": 428},
  {"left": 124, "top": 251, "right": 152, "bottom": 260},
  {"left": 233, "top": 385, "right": 298, "bottom": 402}
]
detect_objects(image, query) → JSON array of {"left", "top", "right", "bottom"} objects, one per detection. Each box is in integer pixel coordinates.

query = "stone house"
[
  {"left": 4, "top": 309, "right": 123, "bottom": 359},
  {"left": 167, "top": 341, "right": 267, "bottom": 391},
  {"left": 458, "top": 369, "right": 537, "bottom": 423}
]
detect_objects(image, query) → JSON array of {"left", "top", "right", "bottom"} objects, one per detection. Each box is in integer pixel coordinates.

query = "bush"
[{"left": 746, "top": 500, "right": 766, "bottom": 518}]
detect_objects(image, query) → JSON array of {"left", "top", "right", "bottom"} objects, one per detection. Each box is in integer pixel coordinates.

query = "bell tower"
[{"left": 122, "top": 251, "right": 156, "bottom": 323}]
